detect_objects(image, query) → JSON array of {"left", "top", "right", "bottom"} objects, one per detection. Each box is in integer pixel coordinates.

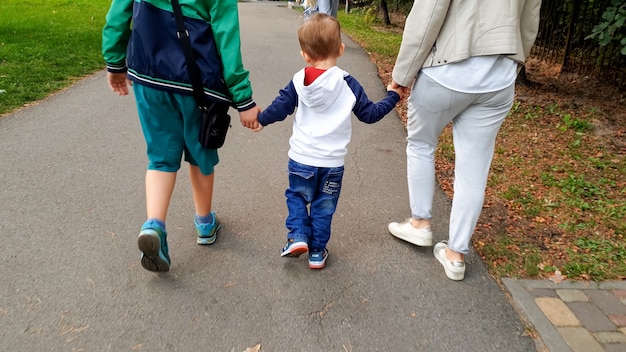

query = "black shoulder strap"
[{"left": 171, "top": 0, "right": 209, "bottom": 109}]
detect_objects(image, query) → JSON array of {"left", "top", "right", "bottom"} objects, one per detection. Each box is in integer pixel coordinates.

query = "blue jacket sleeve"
[
  {"left": 345, "top": 76, "right": 400, "bottom": 124},
  {"left": 258, "top": 81, "right": 299, "bottom": 126}
]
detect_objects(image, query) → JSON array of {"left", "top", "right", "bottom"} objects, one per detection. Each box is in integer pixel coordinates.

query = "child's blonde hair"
[{"left": 298, "top": 13, "right": 342, "bottom": 61}]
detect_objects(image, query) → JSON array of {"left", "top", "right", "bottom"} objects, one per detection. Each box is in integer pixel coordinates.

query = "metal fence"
[{"left": 530, "top": 0, "right": 626, "bottom": 87}]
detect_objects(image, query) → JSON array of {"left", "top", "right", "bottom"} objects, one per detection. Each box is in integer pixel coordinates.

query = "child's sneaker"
[
  {"left": 281, "top": 239, "right": 308, "bottom": 257},
  {"left": 308, "top": 248, "right": 328, "bottom": 269},
  {"left": 137, "top": 220, "right": 170, "bottom": 272},
  {"left": 196, "top": 211, "right": 220, "bottom": 245}
]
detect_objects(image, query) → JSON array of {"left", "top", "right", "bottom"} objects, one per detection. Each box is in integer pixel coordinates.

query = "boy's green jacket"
[{"left": 102, "top": 0, "right": 255, "bottom": 111}]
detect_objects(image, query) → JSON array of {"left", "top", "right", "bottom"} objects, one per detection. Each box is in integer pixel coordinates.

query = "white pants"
[
  {"left": 317, "top": 0, "right": 339, "bottom": 17},
  {"left": 406, "top": 73, "right": 514, "bottom": 255}
]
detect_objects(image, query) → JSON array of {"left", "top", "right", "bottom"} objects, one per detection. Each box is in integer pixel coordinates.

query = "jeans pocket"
[
  {"left": 321, "top": 167, "right": 344, "bottom": 197},
  {"left": 412, "top": 73, "right": 452, "bottom": 113},
  {"left": 288, "top": 159, "right": 315, "bottom": 180}
]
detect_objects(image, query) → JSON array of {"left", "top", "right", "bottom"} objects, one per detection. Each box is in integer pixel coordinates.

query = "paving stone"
[
  {"left": 528, "top": 288, "right": 558, "bottom": 298},
  {"left": 587, "top": 289, "right": 626, "bottom": 315},
  {"left": 509, "top": 280, "right": 626, "bottom": 352},
  {"left": 609, "top": 315, "right": 626, "bottom": 327},
  {"left": 604, "top": 343, "right": 626, "bottom": 352},
  {"left": 536, "top": 297, "right": 580, "bottom": 327},
  {"left": 568, "top": 302, "right": 618, "bottom": 332},
  {"left": 593, "top": 331, "right": 626, "bottom": 344},
  {"left": 557, "top": 289, "right": 589, "bottom": 302},
  {"left": 558, "top": 327, "right": 605, "bottom": 352}
]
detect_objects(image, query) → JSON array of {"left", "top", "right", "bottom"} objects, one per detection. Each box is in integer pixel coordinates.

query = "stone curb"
[{"left": 503, "top": 278, "right": 626, "bottom": 352}]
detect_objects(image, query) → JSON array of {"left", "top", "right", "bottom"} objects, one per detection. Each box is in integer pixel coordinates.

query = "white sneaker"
[
  {"left": 388, "top": 220, "right": 433, "bottom": 246},
  {"left": 433, "top": 241, "right": 465, "bottom": 281}
]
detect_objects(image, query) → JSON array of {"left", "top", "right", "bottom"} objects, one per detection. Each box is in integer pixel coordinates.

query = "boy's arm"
[
  {"left": 210, "top": 0, "right": 256, "bottom": 111},
  {"left": 346, "top": 76, "right": 400, "bottom": 124},
  {"left": 257, "top": 81, "right": 299, "bottom": 126},
  {"left": 102, "top": 0, "right": 134, "bottom": 73}
]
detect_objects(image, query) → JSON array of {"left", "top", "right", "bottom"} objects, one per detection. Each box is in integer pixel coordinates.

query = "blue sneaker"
[
  {"left": 281, "top": 239, "right": 308, "bottom": 257},
  {"left": 137, "top": 220, "right": 170, "bottom": 272},
  {"left": 308, "top": 248, "right": 328, "bottom": 269},
  {"left": 196, "top": 211, "right": 220, "bottom": 245}
]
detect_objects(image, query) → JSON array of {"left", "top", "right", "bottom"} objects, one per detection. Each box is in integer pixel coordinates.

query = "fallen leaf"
[
  {"left": 243, "top": 344, "right": 261, "bottom": 352},
  {"left": 548, "top": 270, "right": 566, "bottom": 284}
]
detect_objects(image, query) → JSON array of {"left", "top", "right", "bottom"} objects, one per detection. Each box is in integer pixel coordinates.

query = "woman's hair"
[{"left": 298, "top": 13, "right": 342, "bottom": 61}]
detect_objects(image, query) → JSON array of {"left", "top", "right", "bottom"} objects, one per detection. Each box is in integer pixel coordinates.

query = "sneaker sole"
[
  {"left": 138, "top": 231, "right": 170, "bottom": 272},
  {"left": 388, "top": 226, "right": 433, "bottom": 246},
  {"left": 197, "top": 223, "right": 220, "bottom": 245},
  {"left": 281, "top": 243, "right": 308, "bottom": 257},
  {"left": 309, "top": 249, "right": 328, "bottom": 269},
  {"left": 308, "top": 259, "right": 327, "bottom": 269}
]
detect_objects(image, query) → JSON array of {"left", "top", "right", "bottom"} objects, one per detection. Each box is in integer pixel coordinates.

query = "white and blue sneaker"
[
  {"left": 308, "top": 248, "right": 328, "bottom": 269},
  {"left": 281, "top": 239, "right": 308, "bottom": 257}
]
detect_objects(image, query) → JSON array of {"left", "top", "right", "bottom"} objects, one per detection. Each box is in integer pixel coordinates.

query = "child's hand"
[
  {"left": 387, "top": 80, "right": 405, "bottom": 98},
  {"left": 387, "top": 84, "right": 402, "bottom": 98},
  {"left": 251, "top": 108, "right": 263, "bottom": 132}
]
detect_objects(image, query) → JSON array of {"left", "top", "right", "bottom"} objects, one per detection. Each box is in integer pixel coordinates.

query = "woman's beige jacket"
[{"left": 392, "top": 0, "right": 542, "bottom": 87}]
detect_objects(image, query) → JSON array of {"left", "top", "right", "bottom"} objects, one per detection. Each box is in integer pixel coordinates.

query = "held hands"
[
  {"left": 239, "top": 106, "right": 264, "bottom": 132},
  {"left": 251, "top": 108, "right": 264, "bottom": 132},
  {"left": 387, "top": 80, "right": 408, "bottom": 99},
  {"left": 251, "top": 123, "right": 264, "bottom": 132},
  {"left": 239, "top": 105, "right": 261, "bottom": 129}
]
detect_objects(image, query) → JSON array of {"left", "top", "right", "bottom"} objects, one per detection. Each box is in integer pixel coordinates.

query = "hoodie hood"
[{"left": 292, "top": 66, "right": 347, "bottom": 113}]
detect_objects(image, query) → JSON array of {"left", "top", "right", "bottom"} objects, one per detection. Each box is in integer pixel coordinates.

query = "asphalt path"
[{"left": 0, "top": 2, "right": 538, "bottom": 351}]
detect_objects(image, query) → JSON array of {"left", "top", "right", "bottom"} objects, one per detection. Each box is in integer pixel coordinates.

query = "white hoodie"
[{"left": 258, "top": 66, "right": 400, "bottom": 168}]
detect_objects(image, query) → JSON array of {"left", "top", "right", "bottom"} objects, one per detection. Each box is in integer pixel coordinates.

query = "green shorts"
[{"left": 133, "top": 84, "right": 219, "bottom": 175}]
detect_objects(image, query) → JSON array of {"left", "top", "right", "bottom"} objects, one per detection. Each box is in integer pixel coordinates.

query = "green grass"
[
  {"left": 482, "top": 100, "right": 626, "bottom": 281},
  {"left": 0, "top": 0, "right": 109, "bottom": 115},
  {"left": 564, "top": 237, "right": 626, "bottom": 279},
  {"left": 337, "top": 9, "right": 402, "bottom": 64}
]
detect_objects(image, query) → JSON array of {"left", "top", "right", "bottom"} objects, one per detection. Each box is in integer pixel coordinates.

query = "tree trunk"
[{"left": 380, "top": 0, "right": 391, "bottom": 25}]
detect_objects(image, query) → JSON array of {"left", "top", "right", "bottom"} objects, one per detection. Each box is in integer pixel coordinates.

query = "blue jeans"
[{"left": 285, "top": 159, "right": 344, "bottom": 250}]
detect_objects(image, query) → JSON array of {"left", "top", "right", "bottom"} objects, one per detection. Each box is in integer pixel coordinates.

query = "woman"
[{"left": 388, "top": 0, "right": 542, "bottom": 280}]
